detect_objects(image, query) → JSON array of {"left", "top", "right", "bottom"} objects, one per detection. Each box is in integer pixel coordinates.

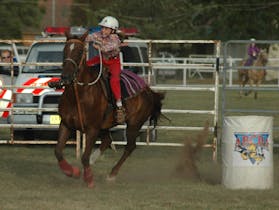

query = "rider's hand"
[
  {"left": 93, "top": 43, "right": 101, "bottom": 50},
  {"left": 120, "top": 42, "right": 128, "bottom": 47}
]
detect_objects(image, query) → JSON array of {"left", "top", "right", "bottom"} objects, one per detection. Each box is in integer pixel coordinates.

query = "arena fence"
[{"left": 0, "top": 39, "right": 221, "bottom": 160}]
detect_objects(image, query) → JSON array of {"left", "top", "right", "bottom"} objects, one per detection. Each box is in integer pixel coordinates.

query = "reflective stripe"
[
  {"left": 16, "top": 77, "right": 61, "bottom": 96},
  {"left": 0, "top": 77, "right": 61, "bottom": 118},
  {"left": 0, "top": 89, "right": 12, "bottom": 118}
]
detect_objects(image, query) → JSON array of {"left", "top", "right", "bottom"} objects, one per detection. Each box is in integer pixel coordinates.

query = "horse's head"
[
  {"left": 258, "top": 49, "right": 268, "bottom": 65},
  {"left": 61, "top": 30, "right": 89, "bottom": 85}
]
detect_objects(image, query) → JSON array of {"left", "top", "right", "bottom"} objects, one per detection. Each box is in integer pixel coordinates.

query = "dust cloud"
[{"left": 173, "top": 121, "right": 221, "bottom": 184}]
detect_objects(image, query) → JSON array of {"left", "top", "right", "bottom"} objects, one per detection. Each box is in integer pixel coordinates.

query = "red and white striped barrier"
[
  {"left": 0, "top": 89, "right": 12, "bottom": 118},
  {"left": 0, "top": 77, "right": 61, "bottom": 118},
  {"left": 16, "top": 77, "right": 61, "bottom": 96}
]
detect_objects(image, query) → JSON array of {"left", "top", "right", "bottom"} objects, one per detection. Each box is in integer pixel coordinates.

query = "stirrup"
[{"left": 116, "top": 107, "right": 126, "bottom": 124}]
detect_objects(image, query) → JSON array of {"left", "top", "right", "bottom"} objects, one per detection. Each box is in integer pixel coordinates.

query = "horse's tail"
[{"left": 149, "top": 88, "right": 165, "bottom": 127}]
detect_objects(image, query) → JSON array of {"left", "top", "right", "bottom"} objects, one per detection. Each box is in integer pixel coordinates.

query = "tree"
[
  {"left": 0, "top": 0, "right": 44, "bottom": 39},
  {"left": 70, "top": 0, "right": 279, "bottom": 41}
]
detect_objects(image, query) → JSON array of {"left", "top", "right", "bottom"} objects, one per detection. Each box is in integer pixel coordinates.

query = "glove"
[{"left": 48, "top": 80, "right": 64, "bottom": 89}]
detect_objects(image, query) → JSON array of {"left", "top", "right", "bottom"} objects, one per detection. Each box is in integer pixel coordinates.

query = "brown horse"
[
  {"left": 54, "top": 31, "right": 165, "bottom": 188},
  {"left": 238, "top": 49, "right": 268, "bottom": 99}
]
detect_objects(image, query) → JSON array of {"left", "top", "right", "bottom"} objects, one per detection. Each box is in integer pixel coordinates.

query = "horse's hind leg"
[
  {"left": 55, "top": 123, "right": 80, "bottom": 178},
  {"left": 239, "top": 71, "right": 249, "bottom": 97},
  {"left": 90, "top": 130, "right": 113, "bottom": 165},
  {"left": 107, "top": 126, "right": 139, "bottom": 180}
]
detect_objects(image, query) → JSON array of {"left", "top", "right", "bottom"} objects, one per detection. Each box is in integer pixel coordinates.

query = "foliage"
[
  {"left": 71, "top": 0, "right": 279, "bottom": 40},
  {"left": 0, "top": 0, "right": 44, "bottom": 39}
]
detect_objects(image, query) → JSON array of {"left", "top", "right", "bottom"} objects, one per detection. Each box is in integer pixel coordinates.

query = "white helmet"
[
  {"left": 250, "top": 38, "right": 256, "bottom": 41},
  {"left": 98, "top": 16, "right": 119, "bottom": 30}
]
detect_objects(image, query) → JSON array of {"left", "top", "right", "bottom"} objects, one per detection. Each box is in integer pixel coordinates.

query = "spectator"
[{"left": 0, "top": 49, "right": 19, "bottom": 76}]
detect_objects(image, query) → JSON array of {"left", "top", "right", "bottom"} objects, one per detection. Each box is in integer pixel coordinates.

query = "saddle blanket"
[{"left": 120, "top": 70, "right": 147, "bottom": 98}]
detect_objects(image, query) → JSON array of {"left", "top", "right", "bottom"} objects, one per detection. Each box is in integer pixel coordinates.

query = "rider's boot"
[
  {"left": 115, "top": 100, "right": 126, "bottom": 124},
  {"left": 116, "top": 106, "right": 126, "bottom": 124}
]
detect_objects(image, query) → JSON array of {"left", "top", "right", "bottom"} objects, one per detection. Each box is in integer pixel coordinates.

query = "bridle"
[{"left": 63, "top": 38, "right": 103, "bottom": 86}]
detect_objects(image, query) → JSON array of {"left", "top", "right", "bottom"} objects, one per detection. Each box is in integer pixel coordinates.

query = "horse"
[
  {"left": 53, "top": 30, "right": 165, "bottom": 188},
  {"left": 238, "top": 49, "right": 268, "bottom": 99}
]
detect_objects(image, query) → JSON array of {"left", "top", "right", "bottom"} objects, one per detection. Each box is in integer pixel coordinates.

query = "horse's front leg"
[
  {"left": 90, "top": 130, "right": 113, "bottom": 165},
  {"left": 239, "top": 71, "right": 249, "bottom": 97},
  {"left": 55, "top": 122, "right": 80, "bottom": 178},
  {"left": 82, "top": 128, "right": 99, "bottom": 188}
]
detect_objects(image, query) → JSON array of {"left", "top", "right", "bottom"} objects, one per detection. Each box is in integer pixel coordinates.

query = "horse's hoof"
[
  {"left": 106, "top": 174, "right": 116, "bottom": 182},
  {"left": 72, "top": 166, "right": 81, "bottom": 178},
  {"left": 58, "top": 159, "right": 73, "bottom": 177},
  {"left": 87, "top": 181, "right": 95, "bottom": 188}
]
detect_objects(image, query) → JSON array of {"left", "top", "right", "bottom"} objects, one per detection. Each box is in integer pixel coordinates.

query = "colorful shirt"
[
  {"left": 86, "top": 31, "right": 121, "bottom": 58},
  {"left": 248, "top": 45, "right": 260, "bottom": 58}
]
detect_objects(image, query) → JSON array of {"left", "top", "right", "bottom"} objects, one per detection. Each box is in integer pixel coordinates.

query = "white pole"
[{"left": 52, "top": 0, "right": 56, "bottom": 26}]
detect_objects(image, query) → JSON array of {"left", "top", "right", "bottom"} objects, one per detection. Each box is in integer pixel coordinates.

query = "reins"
[
  {"left": 63, "top": 38, "right": 104, "bottom": 133},
  {"left": 76, "top": 46, "right": 103, "bottom": 86},
  {"left": 64, "top": 39, "right": 103, "bottom": 86},
  {"left": 63, "top": 39, "right": 86, "bottom": 132}
]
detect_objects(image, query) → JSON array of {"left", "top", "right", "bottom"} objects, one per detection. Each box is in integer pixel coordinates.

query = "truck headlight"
[
  {"left": 15, "top": 93, "right": 33, "bottom": 103},
  {"left": 0, "top": 75, "right": 4, "bottom": 87}
]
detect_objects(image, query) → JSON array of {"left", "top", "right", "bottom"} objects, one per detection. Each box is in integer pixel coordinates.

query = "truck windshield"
[{"left": 22, "top": 42, "right": 65, "bottom": 73}]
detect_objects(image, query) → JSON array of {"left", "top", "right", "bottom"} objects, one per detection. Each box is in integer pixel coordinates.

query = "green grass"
[
  {"left": 0, "top": 80, "right": 279, "bottom": 209},
  {"left": 0, "top": 145, "right": 278, "bottom": 210}
]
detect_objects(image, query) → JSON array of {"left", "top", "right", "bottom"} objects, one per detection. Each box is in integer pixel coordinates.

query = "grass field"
[
  {"left": 0, "top": 144, "right": 278, "bottom": 210},
  {"left": 0, "top": 79, "right": 279, "bottom": 209}
]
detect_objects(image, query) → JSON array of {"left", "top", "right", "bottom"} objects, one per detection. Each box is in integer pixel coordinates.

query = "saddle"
[{"left": 100, "top": 69, "right": 148, "bottom": 108}]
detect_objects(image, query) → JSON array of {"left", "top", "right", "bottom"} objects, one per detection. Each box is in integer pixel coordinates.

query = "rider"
[
  {"left": 86, "top": 16, "right": 125, "bottom": 124},
  {"left": 245, "top": 38, "right": 260, "bottom": 66}
]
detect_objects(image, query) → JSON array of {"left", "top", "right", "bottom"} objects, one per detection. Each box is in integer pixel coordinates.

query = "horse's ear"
[
  {"left": 65, "top": 29, "right": 71, "bottom": 40},
  {"left": 81, "top": 30, "right": 89, "bottom": 42}
]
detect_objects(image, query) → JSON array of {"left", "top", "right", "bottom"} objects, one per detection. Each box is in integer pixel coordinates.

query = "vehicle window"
[
  {"left": 0, "top": 43, "right": 20, "bottom": 77},
  {"left": 37, "top": 51, "right": 63, "bottom": 62},
  {"left": 121, "top": 46, "right": 141, "bottom": 63},
  {"left": 23, "top": 42, "right": 64, "bottom": 73},
  {"left": 121, "top": 46, "right": 148, "bottom": 74},
  {"left": 140, "top": 47, "right": 148, "bottom": 63}
]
